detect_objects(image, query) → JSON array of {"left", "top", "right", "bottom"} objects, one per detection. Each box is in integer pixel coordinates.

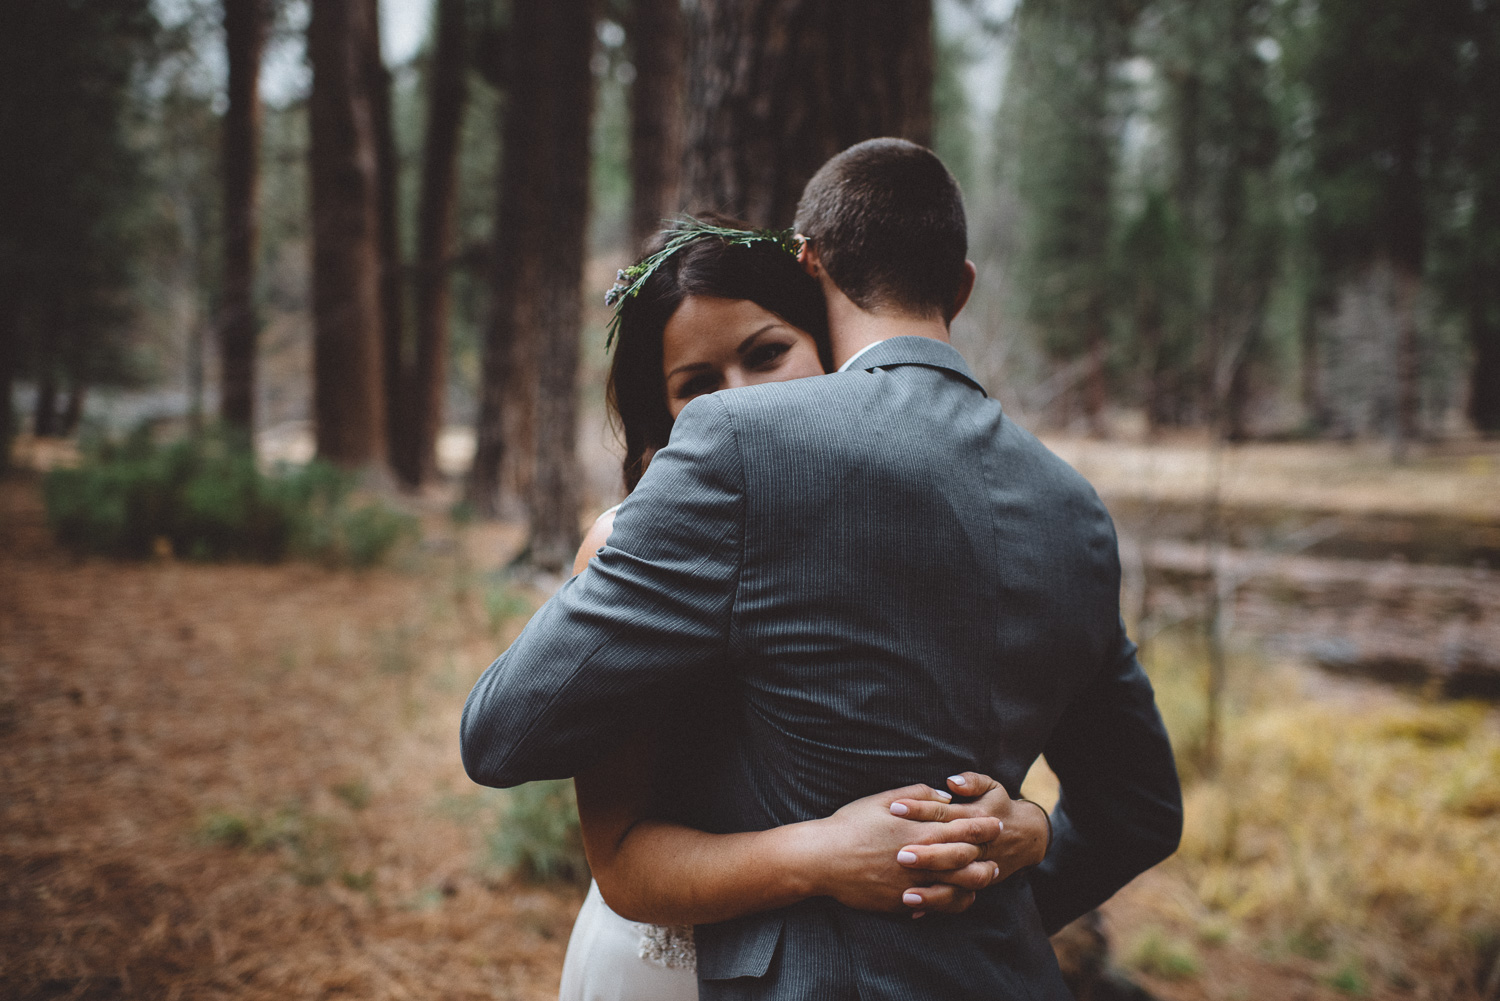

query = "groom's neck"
[{"left": 825, "top": 285, "right": 950, "bottom": 369}]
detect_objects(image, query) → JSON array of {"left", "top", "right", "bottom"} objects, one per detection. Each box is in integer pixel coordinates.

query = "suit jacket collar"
[{"left": 847, "top": 335, "right": 987, "bottom": 397}]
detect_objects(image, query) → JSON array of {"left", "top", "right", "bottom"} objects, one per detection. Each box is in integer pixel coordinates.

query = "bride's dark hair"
[{"left": 607, "top": 214, "right": 832, "bottom": 492}]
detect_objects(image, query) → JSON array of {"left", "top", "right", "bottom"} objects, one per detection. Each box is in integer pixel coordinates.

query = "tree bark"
[
  {"left": 32, "top": 302, "right": 60, "bottom": 437},
  {"left": 60, "top": 378, "right": 86, "bottom": 436},
  {"left": 1084, "top": 314, "right": 1108, "bottom": 436},
  {"left": 683, "top": 0, "right": 932, "bottom": 227},
  {"left": 308, "top": 0, "right": 386, "bottom": 468},
  {"left": 361, "top": 0, "right": 412, "bottom": 481},
  {"left": 1389, "top": 105, "right": 1426, "bottom": 461},
  {"left": 629, "top": 0, "right": 685, "bottom": 250},
  {"left": 0, "top": 302, "right": 14, "bottom": 465},
  {"left": 405, "top": 0, "right": 468, "bottom": 486},
  {"left": 1470, "top": 189, "right": 1500, "bottom": 432},
  {"left": 219, "top": 0, "right": 266, "bottom": 432},
  {"left": 1466, "top": 13, "right": 1500, "bottom": 436},
  {"left": 1471, "top": 306, "right": 1500, "bottom": 434},
  {"left": 1299, "top": 295, "right": 1325, "bottom": 431},
  {"left": 33, "top": 365, "right": 58, "bottom": 438},
  {"left": 468, "top": 0, "right": 595, "bottom": 572},
  {"left": 1391, "top": 265, "right": 1421, "bottom": 461},
  {"left": 527, "top": 0, "right": 597, "bottom": 571}
]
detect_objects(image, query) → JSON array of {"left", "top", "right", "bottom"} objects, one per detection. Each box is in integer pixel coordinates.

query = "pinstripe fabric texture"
[{"left": 462, "top": 337, "right": 1182, "bottom": 1001}]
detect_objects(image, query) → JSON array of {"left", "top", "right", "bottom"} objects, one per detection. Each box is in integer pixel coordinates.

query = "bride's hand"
[
  {"left": 798, "top": 783, "right": 1003, "bottom": 916},
  {"left": 887, "top": 771, "right": 1050, "bottom": 915}
]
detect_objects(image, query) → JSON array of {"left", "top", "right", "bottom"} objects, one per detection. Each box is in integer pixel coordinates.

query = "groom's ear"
[
  {"left": 944, "top": 261, "right": 978, "bottom": 326},
  {"left": 796, "top": 236, "right": 822, "bottom": 278}
]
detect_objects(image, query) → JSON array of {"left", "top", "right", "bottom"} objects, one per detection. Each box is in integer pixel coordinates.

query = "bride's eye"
[
  {"left": 677, "top": 372, "right": 718, "bottom": 399},
  {"left": 746, "top": 341, "right": 791, "bottom": 370}
]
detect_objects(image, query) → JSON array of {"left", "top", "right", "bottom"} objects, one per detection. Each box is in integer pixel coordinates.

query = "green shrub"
[
  {"left": 1129, "top": 927, "right": 1201, "bottom": 980},
  {"left": 42, "top": 425, "right": 415, "bottom": 567},
  {"left": 1325, "top": 959, "right": 1369, "bottom": 995},
  {"left": 196, "top": 803, "right": 343, "bottom": 886},
  {"left": 197, "top": 809, "right": 253, "bottom": 848},
  {"left": 488, "top": 779, "right": 590, "bottom": 887}
]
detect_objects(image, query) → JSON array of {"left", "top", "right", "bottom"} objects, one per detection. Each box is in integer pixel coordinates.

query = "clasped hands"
[{"left": 804, "top": 772, "right": 1049, "bottom": 919}]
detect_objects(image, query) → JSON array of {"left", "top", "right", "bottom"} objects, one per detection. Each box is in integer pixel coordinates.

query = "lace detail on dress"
[{"left": 636, "top": 923, "right": 696, "bottom": 970}]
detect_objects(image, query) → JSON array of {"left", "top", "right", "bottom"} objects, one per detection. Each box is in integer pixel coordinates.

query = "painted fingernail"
[
  {"left": 911, "top": 911, "right": 926, "bottom": 919},
  {"left": 897, "top": 850, "right": 918, "bottom": 864},
  {"left": 996, "top": 820, "right": 1004, "bottom": 831},
  {"left": 889, "top": 802, "right": 909, "bottom": 816},
  {"left": 948, "top": 775, "right": 967, "bottom": 786},
  {"left": 935, "top": 790, "right": 952, "bottom": 802},
  {"left": 903, "top": 892, "right": 924, "bottom": 906}
]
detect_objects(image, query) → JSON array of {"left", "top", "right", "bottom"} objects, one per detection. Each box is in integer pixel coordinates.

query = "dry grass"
[
  {"left": 1095, "top": 635, "right": 1500, "bottom": 1000},
  {"left": 1045, "top": 433, "right": 1500, "bottom": 521}
]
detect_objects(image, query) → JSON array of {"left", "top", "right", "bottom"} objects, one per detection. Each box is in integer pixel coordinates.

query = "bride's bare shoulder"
[{"left": 571, "top": 505, "right": 620, "bottom": 576}]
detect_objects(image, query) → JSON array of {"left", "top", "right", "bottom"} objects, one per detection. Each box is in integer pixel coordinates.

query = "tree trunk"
[
  {"left": 33, "top": 365, "right": 58, "bottom": 438},
  {"left": 468, "top": 16, "right": 538, "bottom": 519},
  {"left": 1391, "top": 265, "right": 1421, "bottom": 461},
  {"left": 469, "top": 0, "right": 596, "bottom": 571},
  {"left": 1471, "top": 260, "right": 1500, "bottom": 433},
  {"left": 219, "top": 0, "right": 266, "bottom": 433},
  {"left": 527, "top": 0, "right": 597, "bottom": 571},
  {"left": 1136, "top": 285, "right": 1168, "bottom": 436},
  {"left": 362, "top": 0, "right": 412, "bottom": 481},
  {"left": 1299, "top": 295, "right": 1325, "bottom": 431},
  {"left": 629, "top": 0, "right": 685, "bottom": 250},
  {"left": 683, "top": 0, "right": 932, "bottom": 227},
  {"left": 1226, "top": 351, "right": 1252, "bottom": 442},
  {"left": 32, "top": 303, "right": 60, "bottom": 437},
  {"left": 1388, "top": 72, "right": 1426, "bottom": 461},
  {"left": 0, "top": 304, "right": 14, "bottom": 466},
  {"left": 60, "top": 379, "right": 85, "bottom": 436},
  {"left": 405, "top": 0, "right": 468, "bottom": 486},
  {"left": 187, "top": 316, "right": 205, "bottom": 433},
  {"left": 1084, "top": 313, "right": 1108, "bottom": 436},
  {"left": 308, "top": 0, "right": 386, "bottom": 468}
]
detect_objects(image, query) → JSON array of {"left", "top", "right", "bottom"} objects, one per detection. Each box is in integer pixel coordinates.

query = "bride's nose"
[{"left": 724, "top": 367, "right": 752, "bottom": 390}]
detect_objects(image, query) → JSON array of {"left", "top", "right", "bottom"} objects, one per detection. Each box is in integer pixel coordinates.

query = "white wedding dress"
[
  {"left": 558, "top": 880, "right": 698, "bottom": 1000},
  {"left": 558, "top": 504, "right": 700, "bottom": 1000}
]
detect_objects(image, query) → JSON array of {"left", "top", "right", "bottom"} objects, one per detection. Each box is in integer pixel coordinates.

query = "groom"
[{"left": 463, "top": 139, "right": 1181, "bottom": 999}]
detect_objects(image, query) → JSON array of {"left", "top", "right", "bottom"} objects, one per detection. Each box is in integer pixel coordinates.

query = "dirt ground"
[
  {"left": 1, "top": 468, "right": 1493, "bottom": 1001},
  {"left": 1, "top": 475, "right": 577, "bottom": 1000}
]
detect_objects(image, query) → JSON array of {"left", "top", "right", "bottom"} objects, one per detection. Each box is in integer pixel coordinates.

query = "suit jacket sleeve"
[
  {"left": 1028, "top": 621, "right": 1184, "bottom": 934},
  {"left": 460, "top": 394, "right": 744, "bottom": 788}
]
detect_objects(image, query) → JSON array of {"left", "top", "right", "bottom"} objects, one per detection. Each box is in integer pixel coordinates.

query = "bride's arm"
[
  {"left": 568, "top": 512, "right": 1050, "bottom": 927},
  {"left": 575, "top": 732, "right": 1026, "bottom": 926}
]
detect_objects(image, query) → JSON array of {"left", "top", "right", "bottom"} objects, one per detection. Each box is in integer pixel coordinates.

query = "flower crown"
[{"left": 604, "top": 216, "right": 802, "bottom": 349}]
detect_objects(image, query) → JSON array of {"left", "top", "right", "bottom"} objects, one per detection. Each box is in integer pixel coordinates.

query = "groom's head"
[{"left": 794, "top": 138, "right": 969, "bottom": 322}]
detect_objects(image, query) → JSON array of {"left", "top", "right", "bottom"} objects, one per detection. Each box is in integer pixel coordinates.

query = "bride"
[{"left": 557, "top": 219, "right": 1052, "bottom": 1001}]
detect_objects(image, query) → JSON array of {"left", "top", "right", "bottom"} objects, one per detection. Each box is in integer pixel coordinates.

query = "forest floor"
[{"left": 3, "top": 434, "right": 1499, "bottom": 1000}]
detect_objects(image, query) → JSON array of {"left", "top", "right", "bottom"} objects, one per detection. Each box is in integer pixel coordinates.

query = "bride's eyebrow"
[
  {"left": 666, "top": 360, "right": 712, "bottom": 379},
  {"left": 735, "top": 324, "right": 783, "bottom": 355}
]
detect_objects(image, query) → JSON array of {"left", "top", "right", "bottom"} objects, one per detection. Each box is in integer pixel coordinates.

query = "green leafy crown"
[{"left": 604, "top": 216, "right": 801, "bottom": 349}]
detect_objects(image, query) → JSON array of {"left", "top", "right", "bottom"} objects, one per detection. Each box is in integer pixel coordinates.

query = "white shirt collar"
[{"left": 836, "top": 339, "right": 888, "bottom": 373}]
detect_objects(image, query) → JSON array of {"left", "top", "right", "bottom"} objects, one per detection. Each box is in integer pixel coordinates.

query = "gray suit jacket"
[{"left": 462, "top": 337, "right": 1182, "bottom": 1001}]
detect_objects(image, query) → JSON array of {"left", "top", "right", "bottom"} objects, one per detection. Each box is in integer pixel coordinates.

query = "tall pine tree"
[
  {"left": 682, "top": 0, "right": 933, "bottom": 227},
  {"left": 469, "top": 0, "right": 597, "bottom": 572},
  {"left": 307, "top": 0, "right": 386, "bottom": 468},
  {"left": 998, "top": 0, "right": 1138, "bottom": 433}
]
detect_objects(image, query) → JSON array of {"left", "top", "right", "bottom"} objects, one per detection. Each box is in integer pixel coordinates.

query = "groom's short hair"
[{"left": 794, "top": 138, "right": 967, "bottom": 319}]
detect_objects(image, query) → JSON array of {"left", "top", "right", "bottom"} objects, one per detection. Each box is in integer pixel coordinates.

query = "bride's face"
[{"left": 661, "top": 295, "right": 824, "bottom": 418}]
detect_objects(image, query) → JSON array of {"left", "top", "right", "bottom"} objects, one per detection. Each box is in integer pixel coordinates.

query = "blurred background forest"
[{"left": 2, "top": 1, "right": 1500, "bottom": 999}]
